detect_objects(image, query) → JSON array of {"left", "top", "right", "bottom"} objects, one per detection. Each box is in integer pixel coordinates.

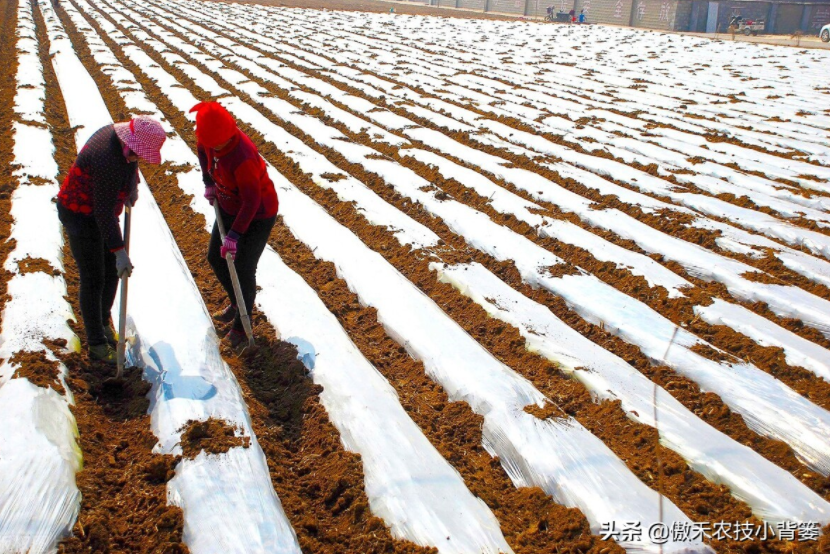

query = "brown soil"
[
  {"left": 701, "top": 131, "right": 803, "bottom": 162},
  {"left": 17, "top": 255, "right": 62, "bottom": 275},
  {"left": 30, "top": 4, "right": 190, "bottom": 553},
  {"left": 269, "top": 220, "right": 621, "bottom": 554},
  {"left": 689, "top": 342, "right": 736, "bottom": 364},
  {"left": 751, "top": 251, "right": 830, "bottom": 306},
  {"left": 260, "top": 148, "right": 803, "bottom": 552},
  {"left": 58, "top": 355, "right": 187, "bottom": 554},
  {"left": 684, "top": 317, "right": 830, "bottom": 411},
  {"left": 0, "top": 0, "right": 18, "bottom": 323},
  {"left": 95, "top": 5, "right": 630, "bottom": 551},
  {"left": 10, "top": 349, "right": 66, "bottom": 394},
  {"left": 270, "top": 46, "right": 830, "bottom": 413},
  {"left": 361, "top": 4, "right": 830, "bottom": 446},
  {"left": 387, "top": 124, "right": 830, "bottom": 414},
  {"left": 129, "top": 26, "right": 794, "bottom": 553},
  {"left": 319, "top": 171, "right": 347, "bottom": 181},
  {"left": 67, "top": 4, "right": 435, "bottom": 551},
  {"left": 523, "top": 401, "right": 563, "bottom": 420},
  {"left": 178, "top": 418, "right": 250, "bottom": 458},
  {"left": 8, "top": 1, "right": 826, "bottom": 553},
  {"left": 281, "top": 29, "right": 830, "bottom": 249},
  {"left": 545, "top": 263, "right": 583, "bottom": 278},
  {"left": 131, "top": 2, "right": 830, "bottom": 540},
  {"left": 714, "top": 191, "right": 830, "bottom": 238}
]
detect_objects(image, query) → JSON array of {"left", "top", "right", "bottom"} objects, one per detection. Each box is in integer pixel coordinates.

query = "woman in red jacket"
[{"left": 191, "top": 102, "right": 278, "bottom": 348}]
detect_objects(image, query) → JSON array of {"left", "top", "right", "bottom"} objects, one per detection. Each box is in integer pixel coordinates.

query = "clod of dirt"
[
  {"left": 16, "top": 256, "right": 60, "bottom": 276},
  {"left": 320, "top": 172, "right": 347, "bottom": 182},
  {"left": 45, "top": 337, "right": 68, "bottom": 349},
  {"left": 178, "top": 418, "right": 250, "bottom": 459},
  {"left": 524, "top": 402, "right": 563, "bottom": 420},
  {"left": 85, "top": 363, "right": 152, "bottom": 421},
  {"left": 690, "top": 343, "right": 735, "bottom": 364},
  {"left": 9, "top": 350, "right": 65, "bottom": 394},
  {"left": 740, "top": 270, "right": 784, "bottom": 286},
  {"left": 544, "top": 264, "right": 582, "bottom": 279},
  {"left": 142, "top": 455, "right": 182, "bottom": 485}
]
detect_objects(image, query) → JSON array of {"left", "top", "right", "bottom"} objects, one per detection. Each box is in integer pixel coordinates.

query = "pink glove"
[
  {"left": 204, "top": 185, "right": 217, "bottom": 206},
  {"left": 221, "top": 235, "right": 238, "bottom": 259}
]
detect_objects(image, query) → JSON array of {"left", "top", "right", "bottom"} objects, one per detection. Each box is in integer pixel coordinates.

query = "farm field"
[{"left": 2, "top": 0, "right": 830, "bottom": 552}]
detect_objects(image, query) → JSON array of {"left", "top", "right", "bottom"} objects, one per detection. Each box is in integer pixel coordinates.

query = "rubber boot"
[
  {"left": 89, "top": 343, "right": 117, "bottom": 365},
  {"left": 103, "top": 325, "right": 117, "bottom": 347},
  {"left": 212, "top": 304, "right": 237, "bottom": 324},
  {"left": 224, "top": 328, "right": 248, "bottom": 350}
]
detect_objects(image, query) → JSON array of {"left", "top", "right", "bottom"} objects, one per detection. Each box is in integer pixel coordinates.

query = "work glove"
[
  {"left": 126, "top": 187, "right": 138, "bottom": 208},
  {"left": 115, "top": 248, "right": 133, "bottom": 278},
  {"left": 204, "top": 185, "right": 217, "bottom": 206},
  {"left": 220, "top": 234, "right": 238, "bottom": 260}
]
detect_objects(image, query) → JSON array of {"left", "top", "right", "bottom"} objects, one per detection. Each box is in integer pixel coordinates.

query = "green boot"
[
  {"left": 89, "top": 343, "right": 117, "bottom": 365},
  {"left": 103, "top": 325, "right": 117, "bottom": 347}
]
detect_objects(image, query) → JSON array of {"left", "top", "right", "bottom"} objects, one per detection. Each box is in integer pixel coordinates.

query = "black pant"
[
  {"left": 65, "top": 231, "right": 119, "bottom": 347},
  {"left": 208, "top": 208, "right": 276, "bottom": 332}
]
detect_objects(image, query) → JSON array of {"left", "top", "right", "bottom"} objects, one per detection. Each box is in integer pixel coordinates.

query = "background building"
[{"left": 421, "top": 0, "right": 830, "bottom": 33}]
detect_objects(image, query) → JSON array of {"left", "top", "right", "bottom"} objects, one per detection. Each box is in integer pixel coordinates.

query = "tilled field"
[{"left": 2, "top": 0, "right": 830, "bottom": 552}]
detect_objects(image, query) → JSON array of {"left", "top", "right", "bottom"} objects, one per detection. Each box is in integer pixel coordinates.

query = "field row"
[{"left": 2, "top": 0, "right": 830, "bottom": 552}]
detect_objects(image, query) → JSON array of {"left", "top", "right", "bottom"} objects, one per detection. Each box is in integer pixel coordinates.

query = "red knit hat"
[{"left": 190, "top": 101, "right": 237, "bottom": 149}]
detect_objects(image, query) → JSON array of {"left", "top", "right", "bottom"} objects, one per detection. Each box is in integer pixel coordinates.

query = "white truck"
[{"left": 821, "top": 23, "right": 830, "bottom": 42}]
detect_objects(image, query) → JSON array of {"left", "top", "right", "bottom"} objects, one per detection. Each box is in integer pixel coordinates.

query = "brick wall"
[
  {"left": 488, "top": 0, "right": 529, "bottom": 15},
  {"left": 457, "top": 0, "right": 487, "bottom": 10},
  {"left": 554, "top": 0, "right": 578, "bottom": 12},
  {"left": 428, "top": 0, "right": 827, "bottom": 34},
  {"left": 686, "top": 1, "right": 709, "bottom": 31},
  {"left": 807, "top": 3, "right": 830, "bottom": 31},
  {"left": 576, "top": 0, "right": 636, "bottom": 23},
  {"left": 630, "top": 0, "right": 680, "bottom": 29},
  {"left": 673, "top": 0, "right": 694, "bottom": 28}
]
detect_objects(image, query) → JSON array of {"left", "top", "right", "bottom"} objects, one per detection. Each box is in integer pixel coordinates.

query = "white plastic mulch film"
[
  {"left": 157, "top": 0, "right": 830, "bottom": 479},
  {"left": 188, "top": 0, "right": 830, "bottom": 338},
  {"left": 35, "top": 0, "right": 301, "bottom": 552},
  {"left": 144, "top": 0, "right": 830, "bottom": 483},
  {"left": 11, "top": 0, "right": 830, "bottom": 551},
  {"left": 57, "top": 0, "right": 515, "bottom": 550},
  {"left": 0, "top": 0, "right": 81, "bottom": 551},
  {"left": 77, "top": 1, "right": 713, "bottom": 551},
  {"left": 435, "top": 262, "right": 830, "bottom": 525},
  {"left": 79, "top": 0, "right": 830, "bottom": 548}
]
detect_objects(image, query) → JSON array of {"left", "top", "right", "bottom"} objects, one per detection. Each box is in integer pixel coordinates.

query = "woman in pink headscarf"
[{"left": 57, "top": 116, "right": 166, "bottom": 363}]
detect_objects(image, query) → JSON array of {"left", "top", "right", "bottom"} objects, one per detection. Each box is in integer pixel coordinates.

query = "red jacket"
[
  {"left": 57, "top": 125, "right": 137, "bottom": 250},
  {"left": 197, "top": 129, "right": 278, "bottom": 236}
]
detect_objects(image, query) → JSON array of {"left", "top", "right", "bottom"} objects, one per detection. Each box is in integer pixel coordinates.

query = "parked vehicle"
[
  {"left": 728, "top": 15, "right": 764, "bottom": 36},
  {"left": 545, "top": 6, "right": 573, "bottom": 22},
  {"left": 821, "top": 23, "right": 830, "bottom": 42}
]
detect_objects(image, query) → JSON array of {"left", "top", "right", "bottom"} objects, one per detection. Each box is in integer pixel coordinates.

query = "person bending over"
[
  {"left": 57, "top": 116, "right": 166, "bottom": 363},
  {"left": 191, "top": 101, "right": 278, "bottom": 349}
]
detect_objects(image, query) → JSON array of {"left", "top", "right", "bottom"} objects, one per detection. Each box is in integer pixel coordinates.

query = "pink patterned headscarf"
[{"left": 113, "top": 116, "right": 166, "bottom": 164}]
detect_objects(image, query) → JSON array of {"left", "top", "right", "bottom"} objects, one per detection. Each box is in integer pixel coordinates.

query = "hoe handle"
[
  {"left": 116, "top": 207, "right": 131, "bottom": 378},
  {"left": 214, "top": 203, "right": 255, "bottom": 347}
]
